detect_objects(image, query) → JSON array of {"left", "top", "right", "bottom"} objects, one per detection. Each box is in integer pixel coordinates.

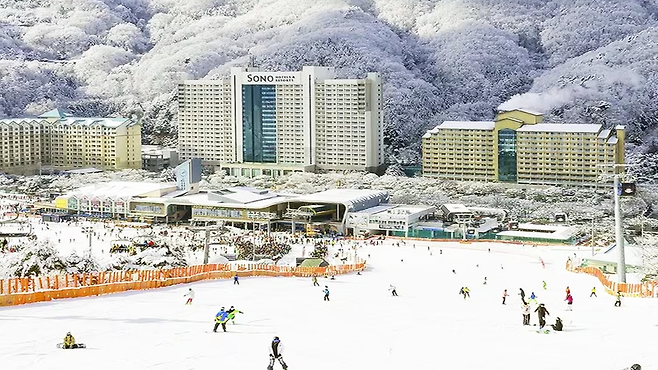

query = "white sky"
[{"left": 0, "top": 222, "right": 653, "bottom": 370}]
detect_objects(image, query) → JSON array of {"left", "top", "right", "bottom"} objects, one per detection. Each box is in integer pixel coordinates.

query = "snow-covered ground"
[{"left": 0, "top": 238, "right": 652, "bottom": 370}]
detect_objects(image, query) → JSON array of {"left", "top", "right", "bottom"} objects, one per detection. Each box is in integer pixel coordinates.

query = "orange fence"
[
  {"left": 566, "top": 261, "right": 658, "bottom": 298},
  {"left": 0, "top": 261, "right": 366, "bottom": 307}
]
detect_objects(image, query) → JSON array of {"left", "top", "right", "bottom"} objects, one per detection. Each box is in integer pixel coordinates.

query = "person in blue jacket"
[
  {"left": 233, "top": 274, "right": 239, "bottom": 285},
  {"left": 323, "top": 286, "right": 330, "bottom": 301},
  {"left": 213, "top": 307, "right": 229, "bottom": 332}
]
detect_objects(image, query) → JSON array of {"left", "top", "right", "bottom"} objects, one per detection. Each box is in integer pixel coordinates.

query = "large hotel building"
[
  {"left": 422, "top": 109, "right": 625, "bottom": 186},
  {"left": 177, "top": 66, "right": 385, "bottom": 177},
  {"left": 0, "top": 109, "right": 142, "bottom": 175}
]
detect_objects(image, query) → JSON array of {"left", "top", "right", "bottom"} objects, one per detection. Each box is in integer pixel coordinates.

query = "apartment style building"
[
  {"left": 0, "top": 109, "right": 141, "bottom": 175},
  {"left": 422, "top": 109, "right": 625, "bottom": 186},
  {"left": 177, "top": 66, "right": 385, "bottom": 177}
]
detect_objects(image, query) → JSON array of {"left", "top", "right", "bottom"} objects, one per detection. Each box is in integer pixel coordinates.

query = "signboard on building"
[
  {"left": 242, "top": 72, "right": 301, "bottom": 85},
  {"left": 175, "top": 158, "right": 202, "bottom": 194}
]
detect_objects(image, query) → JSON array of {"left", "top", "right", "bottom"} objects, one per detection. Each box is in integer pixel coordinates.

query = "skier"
[
  {"left": 502, "top": 289, "right": 509, "bottom": 305},
  {"left": 183, "top": 288, "right": 195, "bottom": 305},
  {"left": 535, "top": 303, "right": 550, "bottom": 329},
  {"left": 615, "top": 291, "right": 622, "bottom": 307},
  {"left": 522, "top": 303, "right": 530, "bottom": 326},
  {"left": 483, "top": 277, "right": 487, "bottom": 285},
  {"left": 565, "top": 286, "right": 571, "bottom": 299},
  {"left": 459, "top": 287, "right": 466, "bottom": 299},
  {"left": 389, "top": 284, "right": 398, "bottom": 297},
  {"left": 528, "top": 292, "right": 538, "bottom": 305},
  {"left": 213, "top": 307, "right": 229, "bottom": 332},
  {"left": 626, "top": 365, "right": 641, "bottom": 370},
  {"left": 226, "top": 306, "right": 243, "bottom": 324},
  {"left": 565, "top": 293, "right": 573, "bottom": 310},
  {"left": 312, "top": 275, "right": 319, "bottom": 286},
  {"left": 62, "top": 332, "right": 79, "bottom": 349},
  {"left": 452, "top": 269, "right": 456, "bottom": 274},
  {"left": 542, "top": 281, "right": 547, "bottom": 290},
  {"left": 323, "top": 286, "right": 330, "bottom": 301},
  {"left": 267, "top": 336, "right": 288, "bottom": 370},
  {"left": 519, "top": 288, "right": 526, "bottom": 304},
  {"left": 590, "top": 287, "right": 597, "bottom": 297},
  {"left": 551, "top": 317, "right": 563, "bottom": 331},
  {"left": 233, "top": 274, "right": 240, "bottom": 285},
  {"left": 463, "top": 286, "right": 470, "bottom": 298}
]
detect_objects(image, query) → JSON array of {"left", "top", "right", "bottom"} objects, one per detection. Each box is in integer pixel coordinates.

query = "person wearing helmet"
[
  {"left": 226, "top": 306, "right": 243, "bottom": 324},
  {"left": 267, "top": 336, "right": 288, "bottom": 370},
  {"left": 63, "top": 332, "right": 77, "bottom": 349},
  {"left": 213, "top": 307, "right": 229, "bottom": 332}
]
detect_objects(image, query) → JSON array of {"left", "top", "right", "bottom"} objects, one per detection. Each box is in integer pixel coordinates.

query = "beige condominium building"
[
  {"left": 422, "top": 109, "right": 624, "bottom": 186},
  {"left": 0, "top": 109, "right": 141, "bottom": 175},
  {"left": 177, "top": 66, "right": 385, "bottom": 177}
]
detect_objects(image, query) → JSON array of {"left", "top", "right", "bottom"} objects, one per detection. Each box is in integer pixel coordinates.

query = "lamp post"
[{"left": 591, "top": 217, "right": 595, "bottom": 256}]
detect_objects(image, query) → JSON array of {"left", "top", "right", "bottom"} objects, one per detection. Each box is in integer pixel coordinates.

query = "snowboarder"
[
  {"left": 233, "top": 274, "right": 239, "bottom": 285},
  {"left": 522, "top": 303, "right": 530, "bottom": 326},
  {"left": 519, "top": 288, "right": 526, "bottom": 304},
  {"left": 226, "top": 306, "right": 243, "bottom": 324},
  {"left": 389, "top": 284, "right": 398, "bottom": 296},
  {"left": 535, "top": 303, "right": 550, "bottom": 329},
  {"left": 268, "top": 336, "right": 288, "bottom": 370},
  {"left": 590, "top": 287, "right": 597, "bottom": 297},
  {"left": 183, "top": 288, "right": 195, "bottom": 305},
  {"left": 565, "top": 293, "right": 573, "bottom": 310},
  {"left": 312, "top": 275, "right": 319, "bottom": 286},
  {"left": 615, "top": 291, "right": 622, "bottom": 307},
  {"left": 542, "top": 281, "right": 547, "bottom": 290},
  {"left": 323, "top": 286, "right": 330, "bottom": 301},
  {"left": 213, "top": 307, "right": 229, "bottom": 332},
  {"left": 551, "top": 317, "right": 563, "bottom": 331},
  {"left": 62, "top": 332, "right": 81, "bottom": 349},
  {"left": 502, "top": 289, "right": 509, "bottom": 305},
  {"left": 483, "top": 277, "right": 487, "bottom": 285},
  {"left": 463, "top": 287, "right": 470, "bottom": 298}
]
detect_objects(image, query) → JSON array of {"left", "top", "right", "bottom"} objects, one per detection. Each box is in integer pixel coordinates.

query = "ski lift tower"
[
  {"left": 188, "top": 220, "right": 228, "bottom": 265},
  {"left": 597, "top": 163, "right": 637, "bottom": 283}
]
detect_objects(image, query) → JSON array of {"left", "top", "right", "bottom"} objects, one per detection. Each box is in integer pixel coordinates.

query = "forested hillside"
[{"left": 1, "top": 0, "right": 657, "bottom": 179}]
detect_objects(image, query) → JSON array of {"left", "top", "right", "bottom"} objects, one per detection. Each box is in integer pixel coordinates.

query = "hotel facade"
[
  {"left": 177, "top": 66, "right": 385, "bottom": 177},
  {"left": 0, "top": 109, "right": 142, "bottom": 175},
  {"left": 421, "top": 109, "right": 625, "bottom": 186}
]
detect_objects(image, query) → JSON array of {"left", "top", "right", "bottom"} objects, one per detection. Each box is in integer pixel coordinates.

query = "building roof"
[
  {"left": 39, "top": 109, "right": 71, "bottom": 119},
  {"left": 137, "top": 190, "right": 294, "bottom": 210},
  {"left": 442, "top": 204, "right": 473, "bottom": 214},
  {"left": 597, "top": 129, "right": 612, "bottom": 140},
  {"left": 64, "top": 168, "right": 103, "bottom": 175},
  {"left": 584, "top": 244, "right": 643, "bottom": 266},
  {"left": 294, "top": 189, "right": 389, "bottom": 212},
  {"left": 55, "top": 117, "right": 136, "bottom": 128},
  {"left": 438, "top": 121, "right": 495, "bottom": 130},
  {"left": 516, "top": 123, "right": 602, "bottom": 133},
  {"left": 62, "top": 181, "right": 176, "bottom": 200},
  {"left": 497, "top": 223, "right": 576, "bottom": 241},
  {"left": 498, "top": 108, "right": 543, "bottom": 116}
]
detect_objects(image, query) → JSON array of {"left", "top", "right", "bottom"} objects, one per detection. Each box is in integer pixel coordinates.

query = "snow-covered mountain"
[{"left": 1, "top": 0, "right": 657, "bottom": 166}]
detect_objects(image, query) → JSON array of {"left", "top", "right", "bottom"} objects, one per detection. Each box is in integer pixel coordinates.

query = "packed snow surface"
[{"left": 1, "top": 240, "right": 654, "bottom": 370}]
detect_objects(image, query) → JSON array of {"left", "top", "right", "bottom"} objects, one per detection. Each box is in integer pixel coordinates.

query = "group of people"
[{"left": 213, "top": 306, "right": 244, "bottom": 332}]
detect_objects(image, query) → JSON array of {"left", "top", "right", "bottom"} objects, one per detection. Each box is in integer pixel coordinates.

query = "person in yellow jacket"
[
  {"left": 63, "top": 332, "right": 78, "bottom": 349},
  {"left": 590, "top": 287, "right": 597, "bottom": 297}
]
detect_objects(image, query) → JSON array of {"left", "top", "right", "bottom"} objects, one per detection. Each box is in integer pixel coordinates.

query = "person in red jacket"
[{"left": 565, "top": 293, "right": 573, "bottom": 311}]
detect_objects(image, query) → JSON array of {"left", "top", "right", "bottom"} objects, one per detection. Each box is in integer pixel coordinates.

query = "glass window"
[{"left": 498, "top": 129, "right": 517, "bottom": 182}]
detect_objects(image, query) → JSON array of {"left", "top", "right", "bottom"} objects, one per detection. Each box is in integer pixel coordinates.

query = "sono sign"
[{"left": 243, "top": 72, "right": 301, "bottom": 85}]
